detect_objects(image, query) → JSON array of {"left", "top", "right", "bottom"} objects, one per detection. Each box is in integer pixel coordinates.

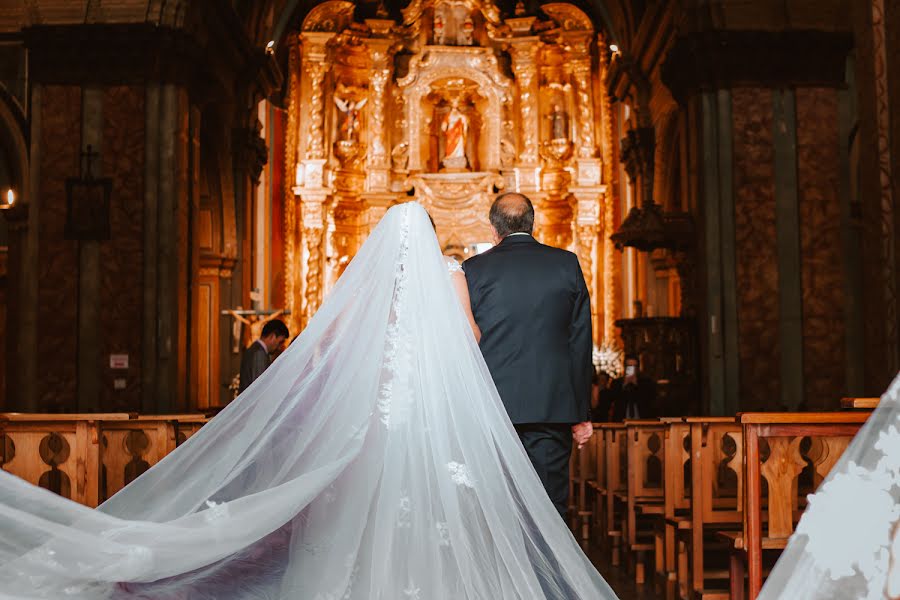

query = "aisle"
[{"left": 582, "top": 540, "right": 661, "bottom": 600}]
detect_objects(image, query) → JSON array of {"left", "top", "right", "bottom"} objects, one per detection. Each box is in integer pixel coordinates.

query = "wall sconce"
[{"left": 65, "top": 145, "right": 111, "bottom": 240}]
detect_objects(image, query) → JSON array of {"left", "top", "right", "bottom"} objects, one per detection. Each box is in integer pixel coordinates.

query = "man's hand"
[{"left": 572, "top": 421, "right": 593, "bottom": 449}]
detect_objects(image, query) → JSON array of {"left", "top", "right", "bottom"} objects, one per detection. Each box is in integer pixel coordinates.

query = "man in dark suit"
[
  {"left": 464, "top": 193, "right": 593, "bottom": 518},
  {"left": 238, "top": 319, "right": 290, "bottom": 394}
]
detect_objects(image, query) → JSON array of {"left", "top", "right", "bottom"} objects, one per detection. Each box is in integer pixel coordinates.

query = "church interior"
[{"left": 0, "top": 0, "right": 897, "bottom": 597}]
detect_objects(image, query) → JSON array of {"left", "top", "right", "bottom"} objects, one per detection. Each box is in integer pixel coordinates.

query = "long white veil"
[
  {"left": 759, "top": 375, "right": 900, "bottom": 600},
  {"left": 0, "top": 202, "right": 617, "bottom": 599}
]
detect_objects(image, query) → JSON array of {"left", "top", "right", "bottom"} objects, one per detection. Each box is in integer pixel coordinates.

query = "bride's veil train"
[{"left": 0, "top": 202, "right": 618, "bottom": 599}]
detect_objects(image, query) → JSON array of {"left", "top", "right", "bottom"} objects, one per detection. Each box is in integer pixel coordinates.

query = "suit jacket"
[
  {"left": 239, "top": 342, "right": 271, "bottom": 394},
  {"left": 463, "top": 234, "right": 592, "bottom": 424}
]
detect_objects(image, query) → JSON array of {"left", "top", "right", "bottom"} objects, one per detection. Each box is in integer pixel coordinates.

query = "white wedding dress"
[
  {"left": 759, "top": 375, "right": 900, "bottom": 600},
  {"left": 0, "top": 202, "right": 618, "bottom": 599}
]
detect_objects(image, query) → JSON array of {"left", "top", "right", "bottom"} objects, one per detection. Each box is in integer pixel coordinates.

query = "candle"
[{"left": 5, "top": 189, "right": 13, "bottom": 206}]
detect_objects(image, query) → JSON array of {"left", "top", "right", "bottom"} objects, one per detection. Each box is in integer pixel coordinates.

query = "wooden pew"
[
  {"left": 570, "top": 425, "right": 600, "bottom": 539},
  {"left": 0, "top": 413, "right": 210, "bottom": 506},
  {"left": 587, "top": 423, "right": 607, "bottom": 540},
  {"left": 652, "top": 417, "right": 691, "bottom": 589},
  {"left": 0, "top": 413, "right": 134, "bottom": 507},
  {"left": 725, "top": 412, "right": 870, "bottom": 600},
  {"left": 100, "top": 414, "right": 208, "bottom": 501},
  {"left": 675, "top": 417, "right": 742, "bottom": 600},
  {"left": 599, "top": 423, "right": 627, "bottom": 565},
  {"left": 621, "top": 419, "right": 666, "bottom": 583}
]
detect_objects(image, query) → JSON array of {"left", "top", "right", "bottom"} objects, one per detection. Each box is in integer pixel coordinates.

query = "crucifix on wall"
[
  {"left": 221, "top": 305, "right": 292, "bottom": 354},
  {"left": 65, "top": 144, "right": 112, "bottom": 241}
]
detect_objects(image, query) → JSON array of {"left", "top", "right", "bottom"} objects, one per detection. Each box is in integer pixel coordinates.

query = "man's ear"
[{"left": 490, "top": 225, "right": 501, "bottom": 245}]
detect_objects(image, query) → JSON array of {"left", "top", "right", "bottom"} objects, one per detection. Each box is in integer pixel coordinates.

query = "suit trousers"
[{"left": 515, "top": 424, "right": 573, "bottom": 519}]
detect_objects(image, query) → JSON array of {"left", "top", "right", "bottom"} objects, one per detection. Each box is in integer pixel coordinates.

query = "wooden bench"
[
  {"left": 621, "top": 419, "right": 667, "bottom": 583},
  {"left": 652, "top": 417, "right": 691, "bottom": 591},
  {"left": 1, "top": 413, "right": 210, "bottom": 507},
  {"left": 570, "top": 425, "right": 600, "bottom": 539},
  {"left": 723, "top": 412, "right": 870, "bottom": 599},
  {"left": 0, "top": 413, "right": 134, "bottom": 507},
  {"left": 599, "top": 423, "right": 628, "bottom": 565},
  {"left": 676, "top": 417, "right": 742, "bottom": 600}
]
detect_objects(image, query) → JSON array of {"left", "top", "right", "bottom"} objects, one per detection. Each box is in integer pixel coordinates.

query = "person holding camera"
[{"left": 608, "top": 354, "right": 657, "bottom": 421}]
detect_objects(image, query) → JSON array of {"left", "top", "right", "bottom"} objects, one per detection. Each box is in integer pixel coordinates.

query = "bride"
[{"left": 0, "top": 202, "right": 619, "bottom": 599}]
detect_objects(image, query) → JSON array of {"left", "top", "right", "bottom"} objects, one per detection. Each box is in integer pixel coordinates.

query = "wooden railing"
[
  {"left": 576, "top": 409, "right": 872, "bottom": 599},
  {"left": 0, "top": 413, "right": 209, "bottom": 507}
]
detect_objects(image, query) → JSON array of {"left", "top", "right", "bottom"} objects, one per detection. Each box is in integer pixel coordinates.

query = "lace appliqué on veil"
[
  {"left": 447, "top": 462, "right": 475, "bottom": 488},
  {"left": 377, "top": 208, "right": 413, "bottom": 429},
  {"left": 797, "top": 423, "right": 900, "bottom": 598}
]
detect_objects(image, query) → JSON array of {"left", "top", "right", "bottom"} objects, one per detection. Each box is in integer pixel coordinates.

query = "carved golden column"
[
  {"left": 365, "top": 37, "right": 394, "bottom": 189},
  {"left": 509, "top": 38, "right": 541, "bottom": 190},
  {"left": 597, "top": 33, "right": 619, "bottom": 345},
  {"left": 301, "top": 197, "right": 328, "bottom": 326},
  {"left": 283, "top": 36, "right": 301, "bottom": 334},
  {"left": 361, "top": 32, "right": 398, "bottom": 235},
  {"left": 294, "top": 31, "right": 335, "bottom": 330},
  {"left": 568, "top": 34, "right": 596, "bottom": 159}
]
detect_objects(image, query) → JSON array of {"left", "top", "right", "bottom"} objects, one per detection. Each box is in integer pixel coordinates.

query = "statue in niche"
[
  {"left": 433, "top": 12, "right": 446, "bottom": 44},
  {"left": 549, "top": 102, "right": 569, "bottom": 141},
  {"left": 441, "top": 97, "right": 469, "bottom": 171},
  {"left": 459, "top": 15, "right": 475, "bottom": 45},
  {"left": 334, "top": 96, "right": 367, "bottom": 142}
]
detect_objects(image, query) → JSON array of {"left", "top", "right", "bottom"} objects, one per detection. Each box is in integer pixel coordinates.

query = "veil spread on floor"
[
  {"left": 0, "top": 202, "right": 618, "bottom": 599},
  {"left": 759, "top": 375, "right": 900, "bottom": 600}
]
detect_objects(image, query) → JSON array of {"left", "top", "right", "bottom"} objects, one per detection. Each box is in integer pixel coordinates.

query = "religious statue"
[
  {"left": 549, "top": 103, "right": 569, "bottom": 141},
  {"left": 459, "top": 15, "right": 475, "bottom": 45},
  {"left": 433, "top": 13, "right": 446, "bottom": 45},
  {"left": 440, "top": 98, "right": 469, "bottom": 170},
  {"left": 334, "top": 96, "right": 367, "bottom": 142}
]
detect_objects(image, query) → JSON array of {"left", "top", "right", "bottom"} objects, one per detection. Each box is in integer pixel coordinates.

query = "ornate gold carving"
[
  {"left": 541, "top": 3, "right": 593, "bottom": 32},
  {"left": 572, "top": 58, "right": 597, "bottom": 158},
  {"left": 284, "top": 38, "right": 301, "bottom": 334},
  {"left": 304, "top": 227, "right": 324, "bottom": 325},
  {"left": 301, "top": 1, "right": 355, "bottom": 33},
  {"left": 598, "top": 35, "right": 619, "bottom": 343},
  {"left": 397, "top": 46, "right": 512, "bottom": 172},
  {"left": 303, "top": 60, "right": 328, "bottom": 160},
  {"left": 408, "top": 172, "right": 504, "bottom": 244},
  {"left": 510, "top": 42, "right": 540, "bottom": 166},
  {"left": 281, "top": 4, "right": 611, "bottom": 345}
]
